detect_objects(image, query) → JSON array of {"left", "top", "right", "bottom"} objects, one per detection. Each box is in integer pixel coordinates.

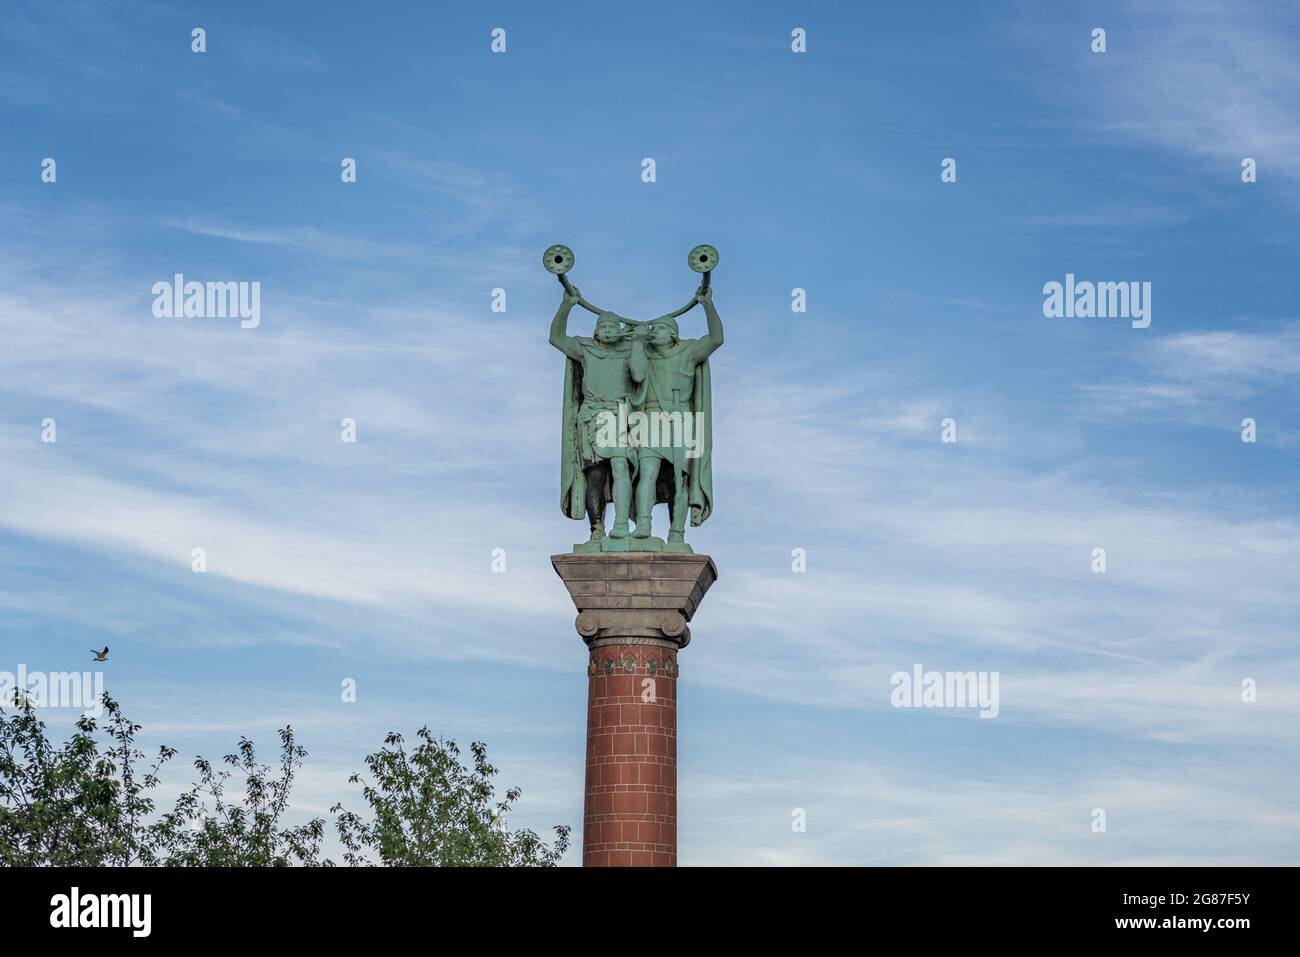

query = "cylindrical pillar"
[
  {"left": 583, "top": 637, "right": 678, "bottom": 866},
  {"left": 552, "top": 552, "right": 718, "bottom": 867}
]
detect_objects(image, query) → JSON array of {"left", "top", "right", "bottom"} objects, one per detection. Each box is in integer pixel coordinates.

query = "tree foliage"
[
  {"left": 0, "top": 691, "right": 171, "bottom": 866},
  {"left": 333, "top": 728, "right": 569, "bottom": 866},
  {"left": 0, "top": 691, "right": 567, "bottom": 867},
  {"left": 146, "top": 727, "right": 326, "bottom": 867}
]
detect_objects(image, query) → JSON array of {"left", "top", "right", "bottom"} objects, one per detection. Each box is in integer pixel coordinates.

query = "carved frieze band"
[{"left": 587, "top": 644, "right": 679, "bottom": 678}]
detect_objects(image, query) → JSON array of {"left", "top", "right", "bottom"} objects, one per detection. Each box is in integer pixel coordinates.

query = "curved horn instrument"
[
  {"left": 543, "top": 244, "right": 608, "bottom": 315},
  {"left": 661, "top": 244, "right": 720, "bottom": 319}
]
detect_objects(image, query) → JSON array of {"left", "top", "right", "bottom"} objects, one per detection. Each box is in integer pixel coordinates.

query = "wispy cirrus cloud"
[
  {"left": 156, "top": 217, "right": 411, "bottom": 262},
  {"left": 1074, "top": 323, "right": 1300, "bottom": 433},
  {"left": 9, "top": 261, "right": 1296, "bottom": 755}
]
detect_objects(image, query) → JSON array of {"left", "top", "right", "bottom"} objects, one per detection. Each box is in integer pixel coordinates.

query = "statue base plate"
[{"left": 572, "top": 536, "right": 694, "bottom": 554}]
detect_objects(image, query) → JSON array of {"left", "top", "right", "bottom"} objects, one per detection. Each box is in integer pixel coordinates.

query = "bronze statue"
[{"left": 547, "top": 245, "right": 722, "bottom": 553}]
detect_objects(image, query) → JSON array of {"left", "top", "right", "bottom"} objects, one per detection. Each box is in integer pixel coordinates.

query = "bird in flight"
[{"left": 91, "top": 646, "right": 109, "bottom": 662}]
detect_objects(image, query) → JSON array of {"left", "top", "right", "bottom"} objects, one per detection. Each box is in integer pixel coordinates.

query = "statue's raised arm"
[
  {"left": 691, "top": 284, "right": 724, "bottom": 362},
  {"left": 548, "top": 284, "right": 584, "bottom": 360}
]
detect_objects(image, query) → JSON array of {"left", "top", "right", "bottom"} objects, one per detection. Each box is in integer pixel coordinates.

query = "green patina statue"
[{"left": 548, "top": 245, "right": 723, "bottom": 554}]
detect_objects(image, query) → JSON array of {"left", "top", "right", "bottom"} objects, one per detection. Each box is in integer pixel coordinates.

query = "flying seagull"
[{"left": 91, "top": 646, "right": 109, "bottom": 662}]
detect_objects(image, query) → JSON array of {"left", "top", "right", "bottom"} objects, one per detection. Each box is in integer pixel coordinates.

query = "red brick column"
[
  {"left": 583, "top": 639, "right": 679, "bottom": 866},
  {"left": 552, "top": 553, "right": 718, "bottom": 868}
]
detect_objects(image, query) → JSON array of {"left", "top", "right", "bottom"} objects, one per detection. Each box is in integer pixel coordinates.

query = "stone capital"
[{"left": 551, "top": 552, "right": 719, "bottom": 649}]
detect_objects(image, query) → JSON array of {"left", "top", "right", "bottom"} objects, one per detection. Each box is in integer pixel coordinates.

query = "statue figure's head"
[
  {"left": 648, "top": 316, "right": 679, "bottom": 348},
  {"left": 594, "top": 312, "right": 624, "bottom": 344}
]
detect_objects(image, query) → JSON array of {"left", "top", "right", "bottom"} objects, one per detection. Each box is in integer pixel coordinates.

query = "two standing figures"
[{"left": 547, "top": 245, "right": 724, "bottom": 553}]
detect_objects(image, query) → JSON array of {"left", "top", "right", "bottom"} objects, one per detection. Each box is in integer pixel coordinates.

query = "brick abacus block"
[{"left": 552, "top": 552, "right": 718, "bottom": 867}]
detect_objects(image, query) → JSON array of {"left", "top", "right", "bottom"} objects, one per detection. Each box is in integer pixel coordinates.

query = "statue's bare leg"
[
  {"left": 633, "top": 457, "right": 660, "bottom": 538},
  {"left": 584, "top": 461, "right": 610, "bottom": 540},
  {"left": 667, "top": 469, "right": 689, "bottom": 544},
  {"left": 610, "top": 458, "right": 632, "bottom": 538}
]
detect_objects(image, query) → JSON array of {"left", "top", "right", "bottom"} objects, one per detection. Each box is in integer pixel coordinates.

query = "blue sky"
[{"left": 2, "top": 0, "right": 1299, "bottom": 864}]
